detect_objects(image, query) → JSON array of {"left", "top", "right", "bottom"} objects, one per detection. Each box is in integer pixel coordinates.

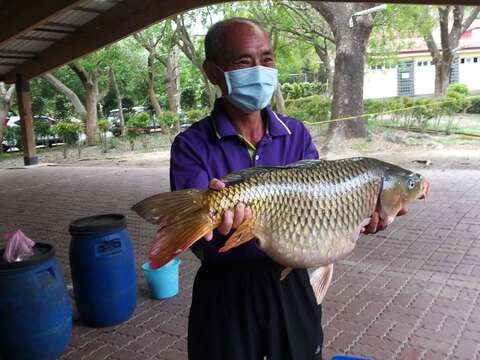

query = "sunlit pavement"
[{"left": 0, "top": 165, "right": 479, "bottom": 360}]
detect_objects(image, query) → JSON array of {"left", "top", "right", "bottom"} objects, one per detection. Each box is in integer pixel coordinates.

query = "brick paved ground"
[{"left": 0, "top": 165, "right": 479, "bottom": 360}]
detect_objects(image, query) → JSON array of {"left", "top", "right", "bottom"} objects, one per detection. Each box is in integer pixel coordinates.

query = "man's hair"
[{"left": 204, "top": 18, "right": 265, "bottom": 62}]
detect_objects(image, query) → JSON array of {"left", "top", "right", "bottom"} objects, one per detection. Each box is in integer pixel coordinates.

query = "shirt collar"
[{"left": 211, "top": 99, "right": 291, "bottom": 140}]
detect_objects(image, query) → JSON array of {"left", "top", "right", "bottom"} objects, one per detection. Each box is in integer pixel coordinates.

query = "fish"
[{"left": 132, "top": 157, "right": 430, "bottom": 304}]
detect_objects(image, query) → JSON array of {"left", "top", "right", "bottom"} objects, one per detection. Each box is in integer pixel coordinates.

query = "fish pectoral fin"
[
  {"left": 280, "top": 267, "right": 293, "bottom": 280},
  {"left": 218, "top": 217, "right": 255, "bottom": 253},
  {"left": 309, "top": 264, "right": 334, "bottom": 305}
]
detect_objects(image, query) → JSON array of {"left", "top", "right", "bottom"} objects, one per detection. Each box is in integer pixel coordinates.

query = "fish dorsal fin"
[
  {"left": 221, "top": 167, "right": 272, "bottom": 184},
  {"left": 221, "top": 159, "right": 325, "bottom": 184},
  {"left": 309, "top": 264, "right": 334, "bottom": 304}
]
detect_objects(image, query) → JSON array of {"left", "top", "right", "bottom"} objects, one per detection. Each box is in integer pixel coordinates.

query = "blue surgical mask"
[{"left": 221, "top": 65, "right": 278, "bottom": 113}]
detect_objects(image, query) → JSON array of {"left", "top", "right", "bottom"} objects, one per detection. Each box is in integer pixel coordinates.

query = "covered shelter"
[{"left": 0, "top": 0, "right": 476, "bottom": 165}]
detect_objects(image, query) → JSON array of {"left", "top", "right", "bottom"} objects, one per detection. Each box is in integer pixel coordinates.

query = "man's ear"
[
  {"left": 203, "top": 60, "right": 227, "bottom": 95},
  {"left": 203, "top": 60, "right": 218, "bottom": 85}
]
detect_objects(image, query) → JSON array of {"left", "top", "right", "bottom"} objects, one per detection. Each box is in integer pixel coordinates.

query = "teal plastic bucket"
[{"left": 142, "top": 258, "right": 181, "bottom": 299}]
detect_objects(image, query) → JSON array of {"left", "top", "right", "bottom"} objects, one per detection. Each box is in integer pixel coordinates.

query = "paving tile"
[{"left": 2, "top": 167, "right": 480, "bottom": 360}]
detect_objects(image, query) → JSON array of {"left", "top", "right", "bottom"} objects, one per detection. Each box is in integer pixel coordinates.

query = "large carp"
[{"left": 132, "top": 157, "right": 430, "bottom": 303}]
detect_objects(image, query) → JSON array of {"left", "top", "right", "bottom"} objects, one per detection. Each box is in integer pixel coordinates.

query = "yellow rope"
[{"left": 303, "top": 95, "right": 477, "bottom": 126}]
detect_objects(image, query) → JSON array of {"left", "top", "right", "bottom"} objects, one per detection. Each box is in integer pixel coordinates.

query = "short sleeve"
[
  {"left": 170, "top": 135, "right": 210, "bottom": 191},
  {"left": 301, "top": 123, "right": 319, "bottom": 160}
]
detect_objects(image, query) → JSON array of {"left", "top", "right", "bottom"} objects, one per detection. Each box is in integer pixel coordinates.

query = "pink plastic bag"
[{"left": 2, "top": 229, "right": 35, "bottom": 263}]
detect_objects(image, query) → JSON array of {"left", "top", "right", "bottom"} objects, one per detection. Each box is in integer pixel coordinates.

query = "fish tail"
[{"left": 132, "top": 189, "right": 217, "bottom": 269}]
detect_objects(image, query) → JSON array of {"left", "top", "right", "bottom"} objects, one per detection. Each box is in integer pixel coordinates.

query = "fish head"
[{"left": 379, "top": 165, "right": 428, "bottom": 224}]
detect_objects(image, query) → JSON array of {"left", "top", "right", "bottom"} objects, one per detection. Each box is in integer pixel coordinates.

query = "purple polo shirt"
[{"left": 170, "top": 99, "right": 319, "bottom": 263}]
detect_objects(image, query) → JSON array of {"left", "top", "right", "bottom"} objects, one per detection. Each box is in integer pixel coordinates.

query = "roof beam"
[
  {"left": 1, "top": 0, "right": 224, "bottom": 83},
  {"left": 0, "top": 0, "right": 84, "bottom": 48}
]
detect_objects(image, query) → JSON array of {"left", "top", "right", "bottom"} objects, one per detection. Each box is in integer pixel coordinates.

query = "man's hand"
[
  {"left": 362, "top": 207, "right": 408, "bottom": 234},
  {"left": 203, "top": 178, "right": 252, "bottom": 241}
]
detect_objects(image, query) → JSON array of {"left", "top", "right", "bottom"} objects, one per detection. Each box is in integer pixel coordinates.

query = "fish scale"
[{"left": 133, "top": 157, "right": 427, "bottom": 281}]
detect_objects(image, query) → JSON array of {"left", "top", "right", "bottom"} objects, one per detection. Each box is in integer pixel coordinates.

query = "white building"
[{"left": 364, "top": 21, "right": 480, "bottom": 99}]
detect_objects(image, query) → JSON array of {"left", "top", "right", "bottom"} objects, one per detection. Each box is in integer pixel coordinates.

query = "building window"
[
  {"left": 474, "top": 57, "right": 478, "bottom": 63},
  {"left": 423, "top": 61, "right": 428, "bottom": 66},
  {"left": 461, "top": 58, "right": 465, "bottom": 64},
  {"left": 417, "top": 61, "right": 422, "bottom": 67}
]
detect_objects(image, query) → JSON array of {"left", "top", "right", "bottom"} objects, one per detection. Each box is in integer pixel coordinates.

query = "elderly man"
[{"left": 170, "top": 18, "right": 390, "bottom": 360}]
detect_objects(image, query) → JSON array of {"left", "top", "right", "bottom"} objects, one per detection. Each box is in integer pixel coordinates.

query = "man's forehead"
[{"left": 221, "top": 22, "right": 271, "bottom": 52}]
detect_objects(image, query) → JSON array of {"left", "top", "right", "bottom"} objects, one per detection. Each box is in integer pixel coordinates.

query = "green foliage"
[
  {"left": 285, "top": 95, "right": 330, "bottom": 122},
  {"left": 180, "top": 88, "right": 197, "bottom": 109},
  {"left": 97, "top": 119, "right": 110, "bottom": 153},
  {"left": 185, "top": 108, "right": 209, "bottom": 123},
  {"left": 97, "top": 119, "right": 110, "bottom": 133},
  {"left": 126, "top": 112, "right": 150, "bottom": 129},
  {"left": 466, "top": 96, "right": 480, "bottom": 114},
  {"left": 50, "top": 121, "right": 83, "bottom": 144},
  {"left": 447, "top": 83, "right": 469, "bottom": 97},
  {"left": 3, "top": 126, "right": 21, "bottom": 148},
  {"left": 281, "top": 82, "right": 326, "bottom": 100},
  {"left": 158, "top": 111, "right": 180, "bottom": 129}
]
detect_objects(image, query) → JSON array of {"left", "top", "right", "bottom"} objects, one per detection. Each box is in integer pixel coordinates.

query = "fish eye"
[{"left": 407, "top": 179, "right": 416, "bottom": 189}]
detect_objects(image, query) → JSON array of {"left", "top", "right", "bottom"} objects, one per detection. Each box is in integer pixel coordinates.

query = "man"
[{"left": 170, "top": 18, "right": 393, "bottom": 360}]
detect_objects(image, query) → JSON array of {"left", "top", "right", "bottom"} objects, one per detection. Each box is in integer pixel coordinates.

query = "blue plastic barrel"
[
  {"left": 69, "top": 214, "right": 137, "bottom": 327},
  {"left": 0, "top": 243, "right": 72, "bottom": 360},
  {"left": 142, "top": 258, "right": 181, "bottom": 299}
]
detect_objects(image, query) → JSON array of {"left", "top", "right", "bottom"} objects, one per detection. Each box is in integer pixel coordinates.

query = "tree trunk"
[
  {"left": 426, "top": 6, "right": 480, "bottom": 97},
  {"left": 314, "top": 43, "right": 334, "bottom": 98},
  {"left": 310, "top": 2, "right": 375, "bottom": 140},
  {"left": 147, "top": 53, "right": 163, "bottom": 119},
  {"left": 434, "top": 59, "right": 451, "bottom": 97},
  {"left": 110, "top": 67, "right": 124, "bottom": 129},
  {"left": 0, "top": 82, "right": 15, "bottom": 148},
  {"left": 272, "top": 87, "right": 286, "bottom": 114},
  {"left": 84, "top": 84, "right": 98, "bottom": 146},
  {"left": 164, "top": 49, "right": 181, "bottom": 113}
]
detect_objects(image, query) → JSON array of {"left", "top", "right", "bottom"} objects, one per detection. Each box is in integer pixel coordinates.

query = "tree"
[
  {"left": 173, "top": 14, "right": 217, "bottom": 107},
  {"left": 133, "top": 20, "right": 180, "bottom": 116},
  {"left": 43, "top": 52, "right": 110, "bottom": 145},
  {"left": 310, "top": 2, "right": 377, "bottom": 140},
  {"left": 424, "top": 6, "right": 480, "bottom": 96},
  {"left": 253, "top": 1, "right": 335, "bottom": 97},
  {"left": 0, "top": 82, "right": 15, "bottom": 147}
]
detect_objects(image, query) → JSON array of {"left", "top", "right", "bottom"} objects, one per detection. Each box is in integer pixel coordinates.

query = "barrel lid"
[
  {"left": 69, "top": 214, "right": 126, "bottom": 236},
  {"left": 0, "top": 243, "right": 54, "bottom": 270}
]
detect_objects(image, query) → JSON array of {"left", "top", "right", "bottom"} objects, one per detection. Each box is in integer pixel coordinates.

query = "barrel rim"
[
  {"left": 0, "top": 243, "right": 54, "bottom": 271},
  {"left": 69, "top": 213, "right": 127, "bottom": 236}
]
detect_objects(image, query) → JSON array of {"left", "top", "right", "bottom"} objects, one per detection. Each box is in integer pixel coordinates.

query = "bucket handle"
[
  {"left": 36, "top": 267, "right": 56, "bottom": 289},
  {"left": 95, "top": 239, "right": 122, "bottom": 256}
]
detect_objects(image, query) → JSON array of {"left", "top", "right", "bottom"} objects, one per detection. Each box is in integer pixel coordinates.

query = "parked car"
[{"left": 1, "top": 115, "right": 62, "bottom": 152}]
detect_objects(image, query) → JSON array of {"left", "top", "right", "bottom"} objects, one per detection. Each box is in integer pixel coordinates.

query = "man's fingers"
[
  {"left": 364, "top": 212, "right": 379, "bottom": 234},
  {"left": 209, "top": 178, "right": 225, "bottom": 191},
  {"left": 204, "top": 231, "right": 213, "bottom": 241},
  {"left": 217, "top": 210, "right": 233, "bottom": 235},
  {"left": 232, "top": 203, "right": 246, "bottom": 230},
  {"left": 244, "top": 206, "right": 252, "bottom": 219},
  {"left": 398, "top": 207, "right": 408, "bottom": 216}
]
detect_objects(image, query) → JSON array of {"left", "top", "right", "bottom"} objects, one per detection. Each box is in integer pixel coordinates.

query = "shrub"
[
  {"left": 50, "top": 121, "right": 83, "bottom": 158},
  {"left": 127, "top": 112, "right": 149, "bottom": 129},
  {"left": 97, "top": 119, "right": 110, "bottom": 153},
  {"left": 285, "top": 95, "right": 330, "bottom": 122},
  {"left": 447, "top": 83, "right": 469, "bottom": 97},
  {"left": 467, "top": 96, "right": 480, "bottom": 114},
  {"left": 158, "top": 111, "right": 180, "bottom": 130},
  {"left": 281, "top": 82, "right": 326, "bottom": 100},
  {"left": 185, "top": 108, "right": 209, "bottom": 123}
]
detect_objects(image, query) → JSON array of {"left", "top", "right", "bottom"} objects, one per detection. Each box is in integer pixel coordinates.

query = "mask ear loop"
[{"left": 212, "top": 63, "right": 231, "bottom": 95}]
